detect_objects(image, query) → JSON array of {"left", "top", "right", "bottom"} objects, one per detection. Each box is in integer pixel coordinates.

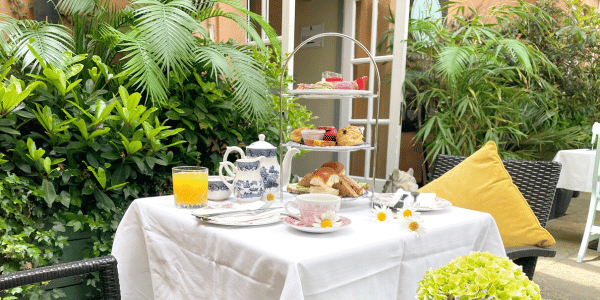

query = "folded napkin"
[{"left": 209, "top": 208, "right": 283, "bottom": 223}]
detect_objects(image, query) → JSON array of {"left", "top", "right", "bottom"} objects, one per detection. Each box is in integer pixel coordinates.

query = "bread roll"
[
  {"left": 310, "top": 167, "right": 340, "bottom": 187},
  {"left": 320, "top": 162, "right": 345, "bottom": 175}
]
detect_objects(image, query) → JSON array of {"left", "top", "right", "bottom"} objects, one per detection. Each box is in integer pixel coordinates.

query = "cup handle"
[
  {"left": 284, "top": 200, "right": 301, "bottom": 219},
  {"left": 219, "top": 162, "right": 235, "bottom": 193}
]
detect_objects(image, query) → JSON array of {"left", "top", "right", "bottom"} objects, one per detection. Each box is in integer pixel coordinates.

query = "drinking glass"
[{"left": 172, "top": 166, "right": 208, "bottom": 208}]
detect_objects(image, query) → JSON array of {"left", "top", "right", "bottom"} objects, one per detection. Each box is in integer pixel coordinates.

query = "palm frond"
[
  {"left": 12, "top": 21, "right": 73, "bottom": 72},
  {"left": 56, "top": 0, "right": 97, "bottom": 15},
  {"left": 435, "top": 45, "right": 472, "bottom": 81},
  {"left": 498, "top": 39, "right": 533, "bottom": 74},
  {"left": 195, "top": 43, "right": 269, "bottom": 118},
  {"left": 121, "top": 30, "right": 168, "bottom": 103},
  {"left": 133, "top": 0, "right": 197, "bottom": 76},
  {"left": 0, "top": 15, "right": 21, "bottom": 52}
]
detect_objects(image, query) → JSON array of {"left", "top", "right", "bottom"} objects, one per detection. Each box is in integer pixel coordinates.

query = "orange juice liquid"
[{"left": 173, "top": 171, "right": 208, "bottom": 207}]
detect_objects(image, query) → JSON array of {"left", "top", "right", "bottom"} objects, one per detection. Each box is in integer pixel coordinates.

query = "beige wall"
[
  {"left": 1, "top": 0, "right": 34, "bottom": 20},
  {"left": 291, "top": 0, "right": 342, "bottom": 177}
]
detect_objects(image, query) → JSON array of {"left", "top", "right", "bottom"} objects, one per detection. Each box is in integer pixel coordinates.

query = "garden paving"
[{"left": 536, "top": 192, "right": 600, "bottom": 299}]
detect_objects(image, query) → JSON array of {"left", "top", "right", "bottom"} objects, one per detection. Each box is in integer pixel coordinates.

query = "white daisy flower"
[
  {"left": 394, "top": 204, "right": 421, "bottom": 220},
  {"left": 313, "top": 211, "right": 342, "bottom": 228},
  {"left": 371, "top": 205, "right": 393, "bottom": 222},
  {"left": 400, "top": 216, "right": 427, "bottom": 237},
  {"left": 261, "top": 187, "right": 279, "bottom": 202}
]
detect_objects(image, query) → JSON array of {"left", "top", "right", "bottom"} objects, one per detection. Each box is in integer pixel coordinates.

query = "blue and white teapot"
[{"left": 222, "top": 134, "right": 299, "bottom": 193}]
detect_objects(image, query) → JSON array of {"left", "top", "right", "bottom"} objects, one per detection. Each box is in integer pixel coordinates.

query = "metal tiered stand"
[{"left": 278, "top": 32, "right": 382, "bottom": 208}]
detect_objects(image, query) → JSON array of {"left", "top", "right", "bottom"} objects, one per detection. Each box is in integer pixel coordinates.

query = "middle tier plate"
[{"left": 282, "top": 141, "right": 374, "bottom": 152}]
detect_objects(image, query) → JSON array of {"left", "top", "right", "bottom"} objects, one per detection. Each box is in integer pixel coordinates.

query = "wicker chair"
[
  {"left": 0, "top": 255, "right": 120, "bottom": 299},
  {"left": 430, "top": 155, "right": 561, "bottom": 280}
]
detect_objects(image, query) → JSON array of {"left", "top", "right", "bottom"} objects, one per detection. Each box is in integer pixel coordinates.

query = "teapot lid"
[{"left": 247, "top": 134, "right": 276, "bottom": 150}]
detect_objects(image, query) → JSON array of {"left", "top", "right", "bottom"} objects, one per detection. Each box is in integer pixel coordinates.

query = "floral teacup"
[{"left": 284, "top": 194, "right": 341, "bottom": 226}]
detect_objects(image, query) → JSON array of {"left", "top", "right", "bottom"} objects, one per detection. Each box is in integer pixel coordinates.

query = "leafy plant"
[
  {"left": 378, "top": 2, "right": 589, "bottom": 162},
  {"left": 161, "top": 46, "right": 316, "bottom": 174},
  {"left": 0, "top": 172, "right": 68, "bottom": 300},
  {"left": 416, "top": 252, "right": 541, "bottom": 299},
  {"left": 1, "top": 0, "right": 280, "bottom": 118},
  {"left": 0, "top": 51, "right": 185, "bottom": 298},
  {"left": 495, "top": 0, "right": 600, "bottom": 144}
]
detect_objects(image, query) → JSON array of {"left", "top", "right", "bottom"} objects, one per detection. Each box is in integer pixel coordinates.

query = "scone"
[
  {"left": 337, "top": 125, "right": 364, "bottom": 146},
  {"left": 290, "top": 127, "right": 310, "bottom": 143}
]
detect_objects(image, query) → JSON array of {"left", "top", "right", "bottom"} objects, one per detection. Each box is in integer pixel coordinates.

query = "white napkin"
[
  {"left": 415, "top": 193, "right": 436, "bottom": 208},
  {"left": 209, "top": 208, "right": 283, "bottom": 223},
  {"left": 391, "top": 190, "right": 437, "bottom": 208}
]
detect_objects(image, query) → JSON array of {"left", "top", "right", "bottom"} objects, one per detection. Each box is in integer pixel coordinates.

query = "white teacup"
[
  {"left": 285, "top": 194, "right": 341, "bottom": 226},
  {"left": 208, "top": 175, "right": 233, "bottom": 201}
]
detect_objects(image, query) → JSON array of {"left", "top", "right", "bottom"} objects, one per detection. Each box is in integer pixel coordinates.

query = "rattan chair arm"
[
  {"left": 505, "top": 246, "right": 556, "bottom": 260},
  {"left": 0, "top": 255, "right": 120, "bottom": 299}
]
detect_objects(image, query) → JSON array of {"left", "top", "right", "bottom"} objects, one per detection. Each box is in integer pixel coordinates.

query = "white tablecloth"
[
  {"left": 553, "top": 149, "right": 596, "bottom": 193},
  {"left": 112, "top": 194, "right": 505, "bottom": 300}
]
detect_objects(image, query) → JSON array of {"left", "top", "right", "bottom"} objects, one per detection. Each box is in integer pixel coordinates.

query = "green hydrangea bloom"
[{"left": 416, "top": 252, "right": 541, "bottom": 300}]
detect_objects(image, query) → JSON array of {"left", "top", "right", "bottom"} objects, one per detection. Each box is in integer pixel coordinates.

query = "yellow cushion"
[{"left": 418, "top": 141, "right": 555, "bottom": 248}]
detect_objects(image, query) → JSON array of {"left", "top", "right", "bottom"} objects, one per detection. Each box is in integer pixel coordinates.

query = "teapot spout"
[{"left": 280, "top": 148, "right": 300, "bottom": 188}]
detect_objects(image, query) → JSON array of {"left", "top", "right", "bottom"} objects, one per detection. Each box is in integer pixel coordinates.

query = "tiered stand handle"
[{"left": 279, "top": 32, "right": 382, "bottom": 208}]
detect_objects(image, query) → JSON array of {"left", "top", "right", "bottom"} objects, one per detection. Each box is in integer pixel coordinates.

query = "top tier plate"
[
  {"left": 283, "top": 89, "right": 376, "bottom": 99},
  {"left": 282, "top": 141, "right": 374, "bottom": 152}
]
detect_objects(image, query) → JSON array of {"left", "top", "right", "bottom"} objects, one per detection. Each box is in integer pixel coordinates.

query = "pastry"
[
  {"left": 337, "top": 125, "right": 364, "bottom": 146},
  {"left": 291, "top": 127, "right": 310, "bottom": 143},
  {"left": 333, "top": 81, "right": 358, "bottom": 90},
  {"left": 320, "top": 161, "right": 344, "bottom": 175},
  {"left": 304, "top": 138, "right": 316, "bottom": 146}
]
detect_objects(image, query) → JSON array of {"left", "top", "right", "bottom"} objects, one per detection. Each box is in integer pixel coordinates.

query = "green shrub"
[
  {"left": 498, "top": 0, "right": 600, "bottom": 142},
  {"left": 379, "top": 1, "right": 589, "bottom": 162},
  {"left": 0, "top": 51, "right": 186, "bottom": 297},
  {"left": 0, "top": 172, "right": 68, "bottom": 299},
  {"left": 0, "top": 43, "right": 314, "bottom": 300}
]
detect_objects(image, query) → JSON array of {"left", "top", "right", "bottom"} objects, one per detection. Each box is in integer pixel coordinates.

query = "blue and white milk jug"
[
  {"left": 222, "top": 134, "right": 299, "bottom": 193},
  {"left": 219, "top": 156, "right": 266, "bottom": 202}
]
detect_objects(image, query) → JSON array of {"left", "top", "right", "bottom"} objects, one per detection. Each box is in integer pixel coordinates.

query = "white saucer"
[{"left": 282, "top": 216, "right": 351, "bottom": 233}]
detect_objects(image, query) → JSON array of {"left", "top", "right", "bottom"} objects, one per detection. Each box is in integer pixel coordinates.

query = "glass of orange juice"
[{"left": 172, "top": 166, "right": 209, "bottom": 208}]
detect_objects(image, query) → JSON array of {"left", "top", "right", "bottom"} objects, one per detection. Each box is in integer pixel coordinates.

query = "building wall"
[
  {"left": 1, "top": 0, "right": 34, "bottom": 20},
  {"left": 290, "top": 0, "right": 343, "bottom": 178}
]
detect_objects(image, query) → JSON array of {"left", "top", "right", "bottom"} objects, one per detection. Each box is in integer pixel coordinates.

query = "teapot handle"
[
  {"left": 219, "top": 162, "right": 235, "bottom": 193},
  {"left": 223, "top": 146, "right": 245, "bottom": 177}
]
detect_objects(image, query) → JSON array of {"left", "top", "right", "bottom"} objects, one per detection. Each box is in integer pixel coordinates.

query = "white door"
[{"left": 340, "top": 0, "right": 410, "bottom": 192}]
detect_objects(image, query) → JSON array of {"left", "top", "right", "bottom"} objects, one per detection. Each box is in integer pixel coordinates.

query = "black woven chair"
[
  {"left": 430, "top": 154, "right": 561, "bottom": 280},
  {"left": 0, "top": 255, "right": 120, "bottom": 299}
]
